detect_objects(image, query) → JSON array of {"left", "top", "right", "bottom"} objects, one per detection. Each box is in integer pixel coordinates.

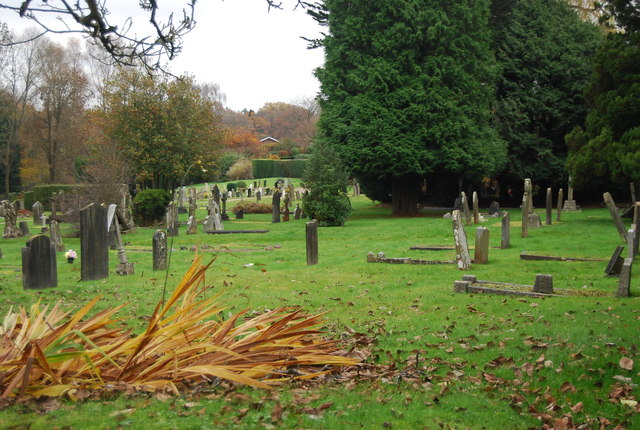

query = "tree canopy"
[{"left": 313, "top": 0, "right": 505, "bottom": 215}]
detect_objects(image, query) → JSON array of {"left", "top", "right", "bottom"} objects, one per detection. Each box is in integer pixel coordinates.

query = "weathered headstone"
[
  {"left": 628, "top": 228, "right": 636, "bottom": 260},
  {"left": 188, "top": 187, "right": 197, "bottom": 218},
  {"left": 603, "top": 192, "right": 628, "bottom": 243},
  {"left": 294, "top": 204, "right": 301, "bottom": 220},
  {"left": 256, "top": 190, "right": 262, "bottom": 202},
  {"left": 524, "top": 178, "right": 533, "bottom": 213},
  {"left": 453, "top": 197, "right": 463, "bottom": 211},
  {"left": 32, "top": 201, "right": 44, "bottom": 225},
  {"left": 461, "top": 192, "right": 472, "bottom": 226},
  {"left": 488, "top": 201, "right": 500, "bottom": 217},
  {"left": 152, "top": 230, "right": 168, "bottom": 271},
  {"left": 19, "top": 221, "right": 30, "bottom": 237},
  {"left": 474, "top": 227, "right": 489, "bottom": 264},
  {"left": 452, "top": 210, "right": 472, "bottom": 270},
  {"left": 532, "top": 274, "right": 553, "bottom": 294},
  {"left": 235, "top": 209, "right": 244, "bottom": 220},
  {"left": 615, "top": 258, "right": 632, "bottom": 297},
  {"left": 557, "top": 189, "right": 563, "bottom": 222},
  {"left": 22, "top": 235, "right": 57, "bottom": 290},
  {"left": 49, "top": 220, "right": 64, "bottom": 252},
  {"left": 545, "top": 188, "right": 552, "bottom": 226},
  {"left": 563, "top": 176, "right": 577, "bottom": 211},
  {"left": 166, "top": 202, "right": 179, "bottom": 236},
  {"left": 272, "top": 190, "right": 281, "bottom": 223},
  {"left": 605, "top": 246, "right": 625, "bottom": 275},
  {"left": 472, "top": 191, "right": 479, "bottom": 224},
  {"left": 306, "top": 220, "right": 319, "bottom": 265},
  {"left": 80, "top": 203, "right": 109, "bottom": 281},
  {"left": 283, "top": 206, "right": 290, "bottom": 222},
  {"left": 213, "top": 185, "right": 221, "bottom": 206},
  {"left": 107, "top": 204, "right": 118, "bottom": 250},
  {"left": 186, "top": 215, "right": 197, "bottom": 235},
  {"left": 501, "top": 211, "right": 510, "bottom": 249},
  {"left": 528, "top": 212, "right": 542, "bottom": 229},
  {"left": 211, "top": 201, "right": 223, "bottom": 230},
  {"left": 521, "top": 194, "right": 529, "bottom": 238},
  {"left": 114, "top": 217, "right": 134, "bottom": 275},
  {"left": 247, "top": 188, "right": 252, "bottom": 198}
]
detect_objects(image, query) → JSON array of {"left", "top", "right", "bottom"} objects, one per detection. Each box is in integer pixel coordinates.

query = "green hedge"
[
  {"left": 24, "top": 184, "right": 76, "bottom": 210},
  {"left": 252, "top": 159, "right": 307, "bottom": 179}
]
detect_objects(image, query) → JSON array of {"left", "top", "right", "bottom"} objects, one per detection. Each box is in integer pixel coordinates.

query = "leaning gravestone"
[
  {"left": 22, "top": 234, "right": 57, "bottom": 290},
  {"left": 474, "top": 227, "right": 489, "bottom": 264},
  {"left": 605, "top": 246, "right": 625, "bottom": 276},
  {"left": 80, "top": 203, "right": 109, "bottom": 281},
  {"left": 452, "top": 210, "right": 472, "bottom": 270},
  {"left": 113, "top": 216, "right": 134, "bottom": 276},
  {"left": 32, "top": 201, "right": 44, "bottom": 225},
  {"left": 2, "top": 200, "right": 23, "bottom": 238},
  {"left": 49, "top": 220, "right": 65, "bottom": 252},
  {"left": 603, "top": 192, "right": 628, "bottom": 243},
  {"left": 153, "top": 230, "right": 168, "bottom": 271},
  {"left": 501, "top": 212, "right": 510, "bottom": 249}
]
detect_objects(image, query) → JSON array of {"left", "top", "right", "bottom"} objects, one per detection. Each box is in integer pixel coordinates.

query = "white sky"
[{"left": 0, "top": 0, "right": 326, "bottom": 112}]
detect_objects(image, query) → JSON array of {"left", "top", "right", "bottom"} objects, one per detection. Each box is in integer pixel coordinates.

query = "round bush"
[
  {"left": 132, "top": 189, "right": 171, "bottom": 226},
  {"left": 227, "top": 182, "right": 237, "bottom": 192},
  {"left": 237, "top": 181, "right": 247, "bottom": 189}
]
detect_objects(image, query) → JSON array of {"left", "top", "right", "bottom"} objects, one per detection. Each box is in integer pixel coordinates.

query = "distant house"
[{"left": 259, "top": 136, "right": 280, "bottom": 144}]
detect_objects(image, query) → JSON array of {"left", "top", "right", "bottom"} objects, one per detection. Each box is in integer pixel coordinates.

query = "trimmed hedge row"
[
  {"left": 252, "top": 159, "right": 307, "bottom": 179},
  {"left": 24, "top": 184, "right": 76, "bottom": 211}
]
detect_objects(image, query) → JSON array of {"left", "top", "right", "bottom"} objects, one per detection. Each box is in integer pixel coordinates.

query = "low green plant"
[
  {"left": 226, "top": 182, "right": 237, "bottom": 192},
  {"left": 132, "top": 189, "right": 171, "bottom": 226},
  {"left": 236, "top": 180, "right": 247, "bottom": 189},
  {"left": 232, "top": 201, "right": 271, "bottom": 214}
]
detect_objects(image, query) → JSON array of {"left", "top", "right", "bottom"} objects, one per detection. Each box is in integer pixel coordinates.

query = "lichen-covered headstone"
[
  {"left": 153, "top": 230, "right": 168, "bottom": 271},
  {"left": 533, "top": 274, "right": 553, "bottom": 294},
  {"left": 32, "top": 201, "right": 44, "bottom": 225},
  {"left": 2, "top": 200, "right": 22, "bottom": 239},
  {"left": 461, "top": 192, "right": 472, "bottom": 226},
  {"left": 166, "top": 202, "right": 179, "bottom": 237},
  {"left": 49, "top": 220, "right": 64, "bottom": 252},
  {"left": 452, "top": 210, "right": 471, "bottom": 270},
  {"left": 501, "top": 212, "right": 510, "bottom": 249},
  {"left": 474, "top": 227, "right": 489, "bottom": 264},
  {"left": 615, "top": 258, "right": 632, "bottom": 298},
  {"left": 294, "top": 204, "right": 301, "bottom": 220},
  {"left": 22, "top": 234, "right": 57, "bottom": 290},
  {"left": 557, "top": 189, "right": 563, "bottom": 222}
]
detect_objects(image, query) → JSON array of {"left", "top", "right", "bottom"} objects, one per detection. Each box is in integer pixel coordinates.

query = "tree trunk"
[{"left": 391, "top": 175, "right": 420, "bottom": 216}]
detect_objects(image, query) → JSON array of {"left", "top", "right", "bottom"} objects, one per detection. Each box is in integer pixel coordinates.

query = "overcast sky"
[{"left": 0, "top": 0, "right": 325, "bottom": 112}]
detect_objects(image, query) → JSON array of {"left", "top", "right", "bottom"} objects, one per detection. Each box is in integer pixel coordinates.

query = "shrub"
[
  {"left": 227, "top": 158, "right": 253, "bottom": 180},
  {"left": 232, "top": 201, "right": 271, "bottom": 214},
  {"left": 218, "top": 152, "right": 242, "bottom": 181},
  {"left": 302, "top": 140, "right": 351, "bottom": 227},
  {"left": 252, "top": 159, "right": 308, "bottom": 178},
  {"left": 25, "top": 184, "right": 76, "bottom": 211},
  {"left": 132, "top": 189, "right": 171, "bottom": 226},
  {"left": 236, "top": 181, "right": 247, "bottom": 189},
  {"left": 227, "top": 182, "right": 237, "bottom": 192}
]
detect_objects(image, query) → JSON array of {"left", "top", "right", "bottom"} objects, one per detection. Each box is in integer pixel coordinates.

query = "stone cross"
[
  {"left": 563, "top": 176, "right": 577, "bottom": 211},
  {"left": 603, "top": 192, "right": 628, "bottom": 243},
  {"left": 272, "top": 190, "right": 281, "bottom": 223},
  {"left": 49, "top": 220, "right": 65, "bottom": 252},
  {"left": 22, "top": 234, "right": 57, "bottom": 290},
  {"left": 545, "top": 188, "right": 552, "bottom": 226},
  {"left": 460, "top": 192, "right": 472, "bottom": 226},
  {"left": 32, "top": 201, "right": 44, "bottom": 225},
  {"left": 306, "top": 220, "right": 319, "bottom": 265},
  {"left": 501, "top": 211, "right": 510, "bottom": 249},
  {"left": 472, "top": 191, "right": 479, "bottom": 224},
  {"left": 153, "top": 230, "right": 168, "bottom": 271},
  {"left": 80, "top": 203, "right": 109, "bottom": 281},
  {"left": 556, "top": 189, "right": 563, "bottom": 222},
  {"left": 452, "top": 210, "right": 471, "bottom": 270},
  {"left": 474, "top": 227, "right": 489, "bottom": 264},
  {"left": 166, "top": 202, "right": 179, "bottom": 236}
]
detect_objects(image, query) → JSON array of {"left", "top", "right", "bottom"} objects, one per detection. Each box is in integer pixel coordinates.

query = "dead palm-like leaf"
[{"left": 0, "top": 258, "right": 359, "bottom": 399}]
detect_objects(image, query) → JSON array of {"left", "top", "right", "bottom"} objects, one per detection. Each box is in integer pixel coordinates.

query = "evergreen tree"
[
  {"left": 491, "top": 0, "right": 602, "bottom": 194},
  {"left": 313, "top": 0, "right": 505, "bottom": 215}
]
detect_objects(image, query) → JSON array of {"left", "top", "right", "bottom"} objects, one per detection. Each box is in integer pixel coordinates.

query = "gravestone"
[
  {"left": 615, "top": 258, "right": 632, "bottom": 298},
  {"left": 152, "top": 230, "right": 168, "bottom": 271},
  {"left": 532, "top": 274, "right": 553, "bottom": 294},
  {"left": 294, "top": 204, "right": 301, "bottom": 220},
  {"left": 186, "top": 215, "right": 197, "bottom": 235},
  {"left": 472, "top": 191, "right": 479, "bottom": 224},
  {"left": 453, "top": 197, "right": 463, "bottom": 211},
  {"left": 256, "top": 190, "right": 262, "bottom": 202},
  {"left": 557, "top": 189, "right": 563, "bottom": 222},
  {"left": 114, "top": 217, "right": 134, "bottom": 275},
  {"left": 188, "top": 187, "right": 197, "bottom": 218},
  {"left": 524, "top": 178, "right": 533, "bottom": 213},
  {"left": 19, "top": 221, "right": 30, "bottom": 237},
  {"left": 49, "top": 220, "right": 64, "bottom": 252},
  {"left": 80, "top": 203, "right": 109, "bottom": 281},
  {"left": 213, "top": 185, "right": 221, "bottom": 206},
  {"left": 177, "top": 187, "right": 187, "bottom": 214},
  {"left": 605, "top": 246, "right": 625, "bottom": 275},
  {"left": 603, "top": 192, "right": 628, "bottom": 243},
  {"left": 107, "top": 204, "right": 118, "bottom": 250},
  {"left": 18, "top": 199, "right": 24, "bottom": 211},
  {"left": 247, "top": 188, "right": 252, "bottom": 198},
  {"left": 272, "top": 190, "right": 281, "bottom": 223},
  {"left": 306, "top": 220, "right": 319, "bottom": 265},
  {"left": 545, "top": 188, "right": 552, "bottom": 226},
  {"left": 563, "top": 176, "right": 577, "bottom": 211},
  {"left": 452, "top": 210, "right": 471, "bottom": 270},
  {"left": 32, "top": 201, "right": 44, "bottom": 225},
  {"left": 474, "top": 227, "right": 489, "bottom": 264},
  {"left": 628, "top": 228, "right": 636, "bottom": 259},
  {"left": 22, "top": 234, "right": 57, "bottom": 290},
  {"left": 488, "top": 201, "right": 500, "bottom": 217},
  {"left": 166, "top": 202, "right": 179, "bottom": 236},
  {"left": 501, "top": 212, "right": 510, "bottom": 249},
  {"left": 235, "top": 209, "right": 244, "bottom": 220},
  {"left": 220, "top": 193, "right": 229, "bottom": 220},
  {"left": 460, "top": 192, "right": 472, "bottom": 226},
  {"left": 521, "top": 194, "right": 529, "bottom": 238},
  {"left": 283, "top": 206, "right": 290, "bottom": 222},
  {"left": 528, "top": 212, "right": 542, "bottom": 229}
]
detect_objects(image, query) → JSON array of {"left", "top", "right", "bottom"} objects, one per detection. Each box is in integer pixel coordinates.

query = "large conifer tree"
[{"left": 313, "top": 0, "right": 506, "bottom": 215}]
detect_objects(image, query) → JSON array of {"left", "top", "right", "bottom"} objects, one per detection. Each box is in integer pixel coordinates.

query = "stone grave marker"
[
  {"left": 22, "top": 234, "right": 57, "bottom": 290},
  {"left": 521, "top": 194, "right": 529, "bottom": 238},
  {"left": 528, "top": 212, "right": 542, "bottom": 229},
  {"left": 153, "top": 230, "right": 168, "bottom": 271},
  {"left": 524, "top": 178, "right": 533, "bottom": 214},
  {"left": 256, "top": 190, "right": 262, "bottom": 202},
  {"left": 306, "top": 220, "right": 319, "bottom": 265},
  {"left": 80, "top": 203, "right": 109, "bottom": 281},
  {"left": 294, "top": 204, "right": 301, "bottom": 220},
  {"left": 114, "top": 217, "right": 134, "bottom": 275},
  {"left": 501, "top": 211, "right": 510, "bottom": 249},
  {"left": 488, "top": 201, "right": 500, "bottom": 217},
  {"left": 628, "top": 228, "right": 636, "bottom": 259},
  {"left": 563, "top": 176, "right": 577, "bottom": 211},
  {"left": 453, "top": 197, "right": 463, "bottom": 211},
  {"left": 247, "top": 188, "right": 252, "bottom": 198},
  {"left": 221, "top": 193, "right": 229, "bottom": 220},
  {"left": 272, "top": 190, "right": 281, "bottom": 223},
  {"left": 107, "top": 204, "right": 118, "bottom": 250},
  {"left": 557, "top": 189, "right": 563, "bottom": 222},
  {"left": 472, "top": 191, "right": 479, "bottom": 224},
  {"left": 615, "top": 258, "right": 632, "bottom": 297},
  {"left": 186, "top": 215, "right": 197, "bottom": 235},
  {"left": 32, "top": 201, "right": 44, "bottom": 225},
  {"left": 603, "top": 192, "right": 628, "bottom": 242},
  {"left": 296, "top": 191, "right": 301, "bottom": 201},
  {"left": 461, "top": 192, "right": 472, "bottom": 226},
  {"left": 235, "top": 209, "right": 244, "bottom": 220},
  {"left": 605, "top": 246, "right": 625, "bottom": 275},
  {"left": 166, "top": 202, "right": 179, "bottom": 236},
  {"left": 630, "top": 182, "right": 636, "bottom": 205},
  {"left": 283, "top": 206, "right": 290, "bottom": 222},
  {"left": 19, "top": 221, "right": 30, "bottom": 237},
  {"left": 532, "top": 274, "right": 553, "bottom": 294},
  {"left": 545, "top": 188, "right": 552, "bottom": 226},
  {"left": 188, "top": 187, "right": 197, "bottom": 218},
  {"left": 49, "top": 220, "right": 64, "bottom": 252},
  {"left": 452, "top": 210, "right": 471, "bottom": 270},
  {"left": 474, "top": 227, "right": 489, "bottom": 264},
  {"left": 213, "top": 185, "right": 220, "bottom": 206}
]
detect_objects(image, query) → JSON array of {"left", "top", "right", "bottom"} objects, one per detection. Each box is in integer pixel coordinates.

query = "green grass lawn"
[{"left": 0, "top": 187, "right": 638, "bottom": 429}]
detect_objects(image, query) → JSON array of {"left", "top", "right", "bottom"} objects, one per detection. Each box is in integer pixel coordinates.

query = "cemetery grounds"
[{"left": 0, "top": 183, "right": 638, "bottom": 429}]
